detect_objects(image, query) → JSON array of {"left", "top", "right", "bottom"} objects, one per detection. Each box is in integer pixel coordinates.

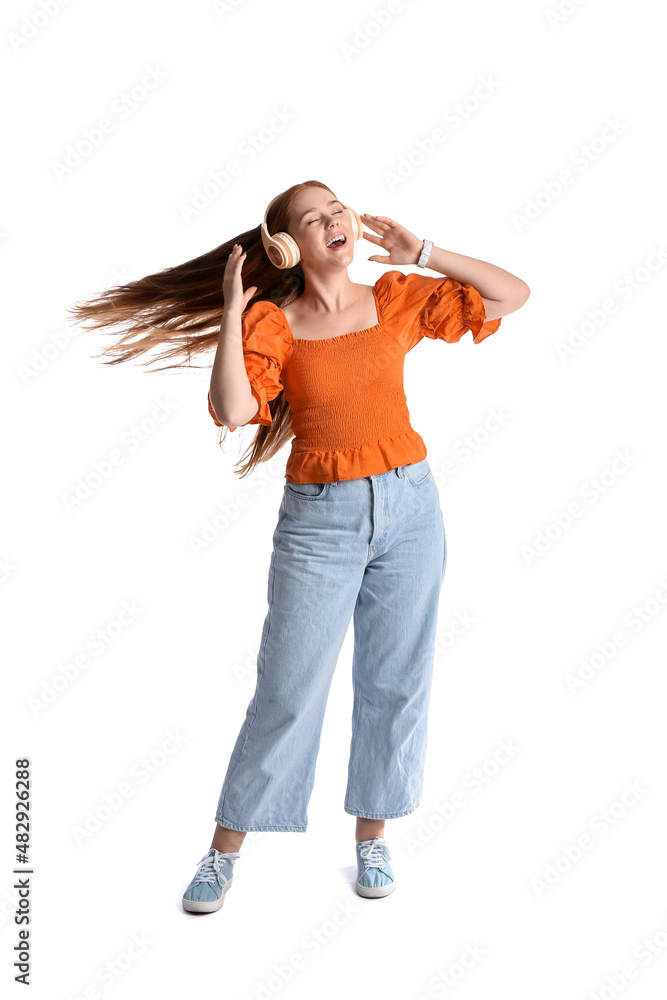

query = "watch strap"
[{"left": 417, "top": 238, "right": 433, "bottom": 268}]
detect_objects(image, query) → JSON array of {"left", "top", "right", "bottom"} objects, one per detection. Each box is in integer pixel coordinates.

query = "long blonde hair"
[{"left": 67, "top": 179, "right": 336, "bottom": 478}]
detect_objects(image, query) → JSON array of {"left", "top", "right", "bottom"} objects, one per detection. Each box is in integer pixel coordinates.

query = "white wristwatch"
[{"left": 417, "top": 238, "right": 433, "bottom": 268}]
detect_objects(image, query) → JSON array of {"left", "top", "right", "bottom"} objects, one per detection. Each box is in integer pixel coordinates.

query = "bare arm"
[
  {"left": 361, "top": 214, "right": 530, "bottom": 322},
  {"left": 423, "top": 245, "right": 529, "bottom": 322},
  {"left": 208, "top": 312, "right": 258, "bottom": 427},
  {"left": 208, "top": 243, "right": 259, "bottom": 427}
]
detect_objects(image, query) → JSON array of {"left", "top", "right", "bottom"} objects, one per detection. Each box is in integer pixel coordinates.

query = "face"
[{"left": 282, "top": 187, "right": 354, "bottom": 270}]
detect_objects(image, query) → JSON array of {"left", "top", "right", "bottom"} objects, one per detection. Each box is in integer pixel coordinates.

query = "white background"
[{"left": 3, "top": 0, "right": 667, "bottom": 997}]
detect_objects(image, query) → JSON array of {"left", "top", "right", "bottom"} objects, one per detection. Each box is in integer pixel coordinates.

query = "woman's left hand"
[{"left": 360, "top": 214, "right": 424, "bottom": 266}]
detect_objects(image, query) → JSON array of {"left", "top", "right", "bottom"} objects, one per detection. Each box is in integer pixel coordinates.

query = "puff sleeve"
[
  {"left": 375, "top": 269, "right": 501, "bottom": 353},
  {"left": 207, "top": 300, "right": 293, "bottom": 431}
]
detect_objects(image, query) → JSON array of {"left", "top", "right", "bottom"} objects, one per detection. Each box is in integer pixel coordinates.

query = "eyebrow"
[{"left": 298, "top": 199, "right": 342, "bottom": 222}]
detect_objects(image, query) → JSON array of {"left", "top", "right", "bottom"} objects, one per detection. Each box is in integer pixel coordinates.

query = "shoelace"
[
  {"left": 358, "top": 837, "right": 391, "bottom": 870},
  {"left": 193, "top": 849, "right": 241, "bottom": 887}
]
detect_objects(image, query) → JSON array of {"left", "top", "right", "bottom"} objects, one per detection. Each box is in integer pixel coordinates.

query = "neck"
[{"left": 296, "top": 269, "right": 357, "bottom": 315}]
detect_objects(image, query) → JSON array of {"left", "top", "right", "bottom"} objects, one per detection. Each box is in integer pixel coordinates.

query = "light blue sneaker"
[
  {"left": 182, "top": 848, "right": 241, "bottom": 913},
  {"left": 355, "top": 837, "right": 396, "bottom": 898}
]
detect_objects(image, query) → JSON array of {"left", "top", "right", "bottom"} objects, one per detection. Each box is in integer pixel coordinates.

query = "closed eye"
[{"left": 308, "top": 210, "right": 343, "bottom": 224}]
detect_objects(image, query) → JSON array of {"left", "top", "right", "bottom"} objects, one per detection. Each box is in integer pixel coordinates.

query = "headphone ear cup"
[
  {"left": 275, "top": 232, "right": 301, "bottom": 269},
  {"left": 263, "top": 231, "right": 300, "bottom": 269}
]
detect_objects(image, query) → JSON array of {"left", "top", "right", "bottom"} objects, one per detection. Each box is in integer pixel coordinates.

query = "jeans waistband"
[{"left": 328, "top": 460, "right": 426, "bottom": 486}]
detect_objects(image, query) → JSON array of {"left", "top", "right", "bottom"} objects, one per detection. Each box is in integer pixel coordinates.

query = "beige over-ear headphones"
[{"left": 261, "top": 192, "right": 364, "bottom": 269}]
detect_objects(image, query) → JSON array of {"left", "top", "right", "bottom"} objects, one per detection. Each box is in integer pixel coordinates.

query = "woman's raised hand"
[
  {"left": 360, "top": 214, "right": 425, "bottom": 266},
  {"left": 222, "top": 244, "right": 258, "bottom": 314}
]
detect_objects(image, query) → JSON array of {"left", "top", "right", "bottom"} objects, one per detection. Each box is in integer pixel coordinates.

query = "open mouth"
[{"left": 325, "top": 235, "right": 347, "bottom": 250}]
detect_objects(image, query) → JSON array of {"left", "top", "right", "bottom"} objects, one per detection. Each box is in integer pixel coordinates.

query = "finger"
[
  {"left": 362, "top": 232, "right": 383, "bottom": 244},
  {"left": 372, "top": 216, "right": 395, "bottom": 226}
]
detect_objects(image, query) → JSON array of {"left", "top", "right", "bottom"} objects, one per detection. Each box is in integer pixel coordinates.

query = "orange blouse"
[{"left": 207, "top": 269, "right": 501, "bottom": 483}]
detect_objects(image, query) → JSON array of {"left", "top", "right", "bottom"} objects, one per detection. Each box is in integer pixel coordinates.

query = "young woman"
[{"left": 69, "top": 179, "right": 529, "bottom": 913}]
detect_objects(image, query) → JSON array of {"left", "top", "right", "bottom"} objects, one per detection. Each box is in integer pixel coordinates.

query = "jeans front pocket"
[
  {"left": 403, "top": 459, "right": 433, "bottom": 487},
  {"left": 285, "top": 481, "right": 330, "bottom": 500}
]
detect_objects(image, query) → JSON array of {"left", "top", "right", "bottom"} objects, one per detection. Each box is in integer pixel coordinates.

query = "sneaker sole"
[
  {"left": 182, "top": 876, "right": 234, "bottom": 913},
  {"left": 355, "top": 879, "right": 396, "bottom": 898}
]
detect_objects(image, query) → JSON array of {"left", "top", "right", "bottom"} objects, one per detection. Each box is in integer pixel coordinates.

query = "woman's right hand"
[{"left": 222, "top": 244, "right": 258, "bottom": 315}]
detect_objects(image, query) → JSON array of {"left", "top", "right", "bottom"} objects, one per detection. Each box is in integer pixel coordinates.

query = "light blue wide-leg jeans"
[{"left": 215, "top": 458, "right": 447, "bottom": 832}]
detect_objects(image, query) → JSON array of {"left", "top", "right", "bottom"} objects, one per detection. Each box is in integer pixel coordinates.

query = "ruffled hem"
[
  {"left": 424, "top": 279, "right": 502, "bottom": 345},
  {"left": 285, "top": 428, "right": 428, "bottom": 483},
  {"left": 226, "top": 377, "right": 272, "bottom": 432},
  {"left": 211, "top": 377, "right": 272, "bottom": 433}
]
